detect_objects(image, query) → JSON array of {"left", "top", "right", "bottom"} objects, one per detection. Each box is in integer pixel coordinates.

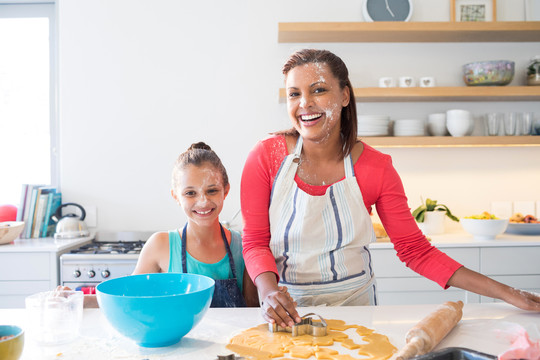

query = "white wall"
[{"left": 57, "top": 0, "right": 540, "bottom": 232}]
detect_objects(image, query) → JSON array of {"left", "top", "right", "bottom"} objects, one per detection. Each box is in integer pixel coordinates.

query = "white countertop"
[
  {"left": 0, "top": 234, "right": 94, "bottom": 253},
  {"left": 370, "top": 231, "right": 540, "bottom": 249},
  {"left": 2, "top": 303, "right": 539, "bottom": 360}
]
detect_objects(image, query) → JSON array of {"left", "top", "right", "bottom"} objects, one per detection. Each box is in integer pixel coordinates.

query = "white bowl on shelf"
[
  {"left": 446, "top": 109, "right": 473, "bottom": 137},
  {"left": 461, "top": 218, "right": 509, "bottom": 240}
]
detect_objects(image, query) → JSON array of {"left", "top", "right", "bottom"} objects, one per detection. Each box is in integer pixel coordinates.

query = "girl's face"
[
  {"left": 285, "top": 62, "right": 350, "bottom": 143},
  {"left": 172, "top": 163, "right": 229, "bottom": 227}
]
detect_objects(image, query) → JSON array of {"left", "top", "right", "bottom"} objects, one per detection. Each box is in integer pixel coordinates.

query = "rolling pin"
[{"left": 393, "top": 300, "right": 464, "bottom": 360}]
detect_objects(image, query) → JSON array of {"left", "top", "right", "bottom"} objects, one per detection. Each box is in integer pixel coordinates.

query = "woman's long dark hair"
[{"left": 278, "top": 49, "right": 357, "bottom": 158}]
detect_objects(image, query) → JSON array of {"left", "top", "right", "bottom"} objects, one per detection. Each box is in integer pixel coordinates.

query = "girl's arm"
[
  {"left": 242, "top": 266, "right": 260, "bottom": 307},
  {"left": 132, "top": 232, "right": 170, "bottom": 275}
]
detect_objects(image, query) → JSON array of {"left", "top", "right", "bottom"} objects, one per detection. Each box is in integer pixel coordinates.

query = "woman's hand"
[
  {"left": 448, "top": 267, "right": 540, "bottom": 312},
  {"left": 260, "top": 286, "right": 300, "bottom": 328},
  {"left": 501, "top": 288, "right": 540, "bottom": 312},
  {"left": 255, "top": 272, "right": 301, "bottom": 327}
]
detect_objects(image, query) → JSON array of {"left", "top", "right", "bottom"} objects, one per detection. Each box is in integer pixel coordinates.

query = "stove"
[{"left": 60, "top": 231, "right": 154, "bottom": 292}]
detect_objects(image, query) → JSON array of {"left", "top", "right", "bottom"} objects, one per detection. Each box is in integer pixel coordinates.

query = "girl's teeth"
[
  {"left": 301, "top": 114, "right": 321, "bottom": 121},
  {"left": 196, "top": 209, "right": 211, "bottom": 215}
]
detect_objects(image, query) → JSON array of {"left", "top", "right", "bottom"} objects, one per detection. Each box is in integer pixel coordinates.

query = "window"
[{"left": 0, "top": 3, "right": 56, "bottom": 207}]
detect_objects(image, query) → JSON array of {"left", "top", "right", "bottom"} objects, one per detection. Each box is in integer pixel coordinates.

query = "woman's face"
[
  {"left": 172, "top": 163, "right": 229, "bottom": 227},
  {"left": 285, "top": 62, "right": 350, "bottom": 143}
]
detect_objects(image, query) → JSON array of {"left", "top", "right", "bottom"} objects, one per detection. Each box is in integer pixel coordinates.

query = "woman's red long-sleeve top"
[{"left": 240, "top": 135, "right": 462, "bottom": 289}]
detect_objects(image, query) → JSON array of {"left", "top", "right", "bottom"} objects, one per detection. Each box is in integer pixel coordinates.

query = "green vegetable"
[{"left": 412, "top": 198, "right": 460, "bottom": 223}]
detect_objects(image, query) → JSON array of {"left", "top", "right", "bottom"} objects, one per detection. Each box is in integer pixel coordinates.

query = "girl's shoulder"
[{"left": 229, "top": 229, "right": 243, "bottom": 247}]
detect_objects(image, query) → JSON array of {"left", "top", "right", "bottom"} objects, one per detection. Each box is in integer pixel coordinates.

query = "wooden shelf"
[
  {"left": 278, "top": 21, "right": 540, "bottom": 43},
  {"left": 279, "top": 86, "right": 540, "bottom": 103},
  {"left": 360, "top": 136, "right": 540, "bottom": 148}
]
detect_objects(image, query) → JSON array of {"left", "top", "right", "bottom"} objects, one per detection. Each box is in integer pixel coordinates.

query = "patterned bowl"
[{"left": 463, "top": 60, "right": 515, "bottom": 86}]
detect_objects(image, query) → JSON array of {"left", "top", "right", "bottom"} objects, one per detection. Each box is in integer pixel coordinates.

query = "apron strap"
[
  {"left": 220, "top": 224, "right": 239, "bottom": 279},
  {"left": 180, "top": 223, "right": 238, "bottom": 279},
  {"left": 344, "top": 154, "right": 355, "bottom": 178},
  {"left": 293, "top": 136, "right": 303, "bottom": 158},
  {"left": 181, "top": 224, "right": 188, "bottom": 273}
]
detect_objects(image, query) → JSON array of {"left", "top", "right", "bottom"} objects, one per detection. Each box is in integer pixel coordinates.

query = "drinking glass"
[
  {"left": 504, "top": 112, "right": 519, "bottom": 136},
  {"left": 485, "top": 113, "right": 501, "bottom": 136},
  {"left": 25, "top": 290, "right": 84, "bottom": 345},
  {"left": 521, "top": 112, "right": 533, "bottom": 135}
]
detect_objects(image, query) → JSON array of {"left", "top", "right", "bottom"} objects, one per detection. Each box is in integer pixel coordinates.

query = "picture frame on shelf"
[
  {"left": 450, "top": 0, "right": 497, "bottom": 22},
  {"left": 525, "top": 0, "right": 540, "bottom": 21}
]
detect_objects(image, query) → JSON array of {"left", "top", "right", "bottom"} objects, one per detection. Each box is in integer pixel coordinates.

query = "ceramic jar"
[{"left": 527, "top": 56, "right": 540, "bottom": 86}]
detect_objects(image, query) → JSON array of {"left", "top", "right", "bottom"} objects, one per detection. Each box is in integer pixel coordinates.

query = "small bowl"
[
  {"left": 0, "top": 222, "right": 25, "bottom": 245},
  {"left": 96, "top": 273, "right": 215, "bottom": 348},
  {"left": 0, "top": 325, "right": 24, "bottom": 360},
  {"left": 461, "top": 218, "right": 509, "bottom": 240},
  {"left": 463, "top": 60, "right": 515, "bottom": 86}
]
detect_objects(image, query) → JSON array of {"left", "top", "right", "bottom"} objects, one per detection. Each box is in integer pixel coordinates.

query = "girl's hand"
[{"left": 260, "top": 286, "right": 301, "bottom": 328}]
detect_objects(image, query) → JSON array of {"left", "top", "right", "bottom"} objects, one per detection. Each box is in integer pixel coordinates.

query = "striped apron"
[{"left": 269, "top": 136, "right": 377, "bottom": 306}]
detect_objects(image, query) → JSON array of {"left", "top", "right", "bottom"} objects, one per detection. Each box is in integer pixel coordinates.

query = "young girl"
[{"left": 133, "top": 142, "right": 259, "bottom": 307}]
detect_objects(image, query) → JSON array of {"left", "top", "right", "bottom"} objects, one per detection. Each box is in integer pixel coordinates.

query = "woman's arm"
[
  {"left": 448, "top": 267, "right": 540, "bottom": 311},
  {"left": 241, "top": 138, "right": 300, "bottom": 325}
]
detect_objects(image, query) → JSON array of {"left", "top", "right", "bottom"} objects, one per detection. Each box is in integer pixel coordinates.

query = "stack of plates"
[
  {"left": 357, "top": 115, "right": 390, "bottom": 136},
  {"left": 393, "top": 119, "right": 425, "bottom": 137}
]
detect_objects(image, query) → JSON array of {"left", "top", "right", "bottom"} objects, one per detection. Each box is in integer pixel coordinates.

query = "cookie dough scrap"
[
  {"left": 357, "top": 333, "right": 397, "bottom": 360},
  {"left": 226, "top": 319, "right": 397, "bottom": 360}
]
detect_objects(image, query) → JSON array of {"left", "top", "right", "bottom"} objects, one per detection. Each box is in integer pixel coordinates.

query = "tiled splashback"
[{"left": 491, "top": 201, "right": 539, "bottom": 219}]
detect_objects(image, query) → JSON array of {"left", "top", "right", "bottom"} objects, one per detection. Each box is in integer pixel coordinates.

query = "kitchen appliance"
[
  {"left": 53, "top": 203, "right": 90, "bottom": 239},
  {"left": 60, "top": 231, "right": 153, "bottom": 292}
]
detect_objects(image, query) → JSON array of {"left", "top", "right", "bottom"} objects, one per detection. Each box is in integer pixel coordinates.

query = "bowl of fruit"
[
  {"left": 461, "top": 212, "right": 509, "bottom": 240},
  {"left": 506, "top": 213, "right": 540, "bottom": 235}
]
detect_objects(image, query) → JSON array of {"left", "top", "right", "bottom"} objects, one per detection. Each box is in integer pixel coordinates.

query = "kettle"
[{"left": 53, "top": 203, "right": 90, "bottom": 239}]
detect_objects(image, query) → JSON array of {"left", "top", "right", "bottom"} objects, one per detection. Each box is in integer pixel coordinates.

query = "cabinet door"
[
  {"left": 370, "top": 247, "right": 480, "bottom": 278},
  {"left": 375, "top": 277, "right": 480, "bottom": 305},
  {"left": 0, "top": 253, "right": 50, "bottom": 281},
  {"left": 370, "top": 247, "right": 480, "bottom": 305},
  {"left": 0, "top": 280, "right": 51, "bottom": 308},
  {"left": 480, "top": 247, "right": 540, "bottom": 275}
]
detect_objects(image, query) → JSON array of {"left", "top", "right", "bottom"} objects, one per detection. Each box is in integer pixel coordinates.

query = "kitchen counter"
[
  {"left": 2, "top": 303, "right": 539, "bottom": 359},
  {"left": 0, "top": 234, "right": 94, "bottom": 253},
  {"left": 371, "top": 231, "right": 540, "bottom": 249}
]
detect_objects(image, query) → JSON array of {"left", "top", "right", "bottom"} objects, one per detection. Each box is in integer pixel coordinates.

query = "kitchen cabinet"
[
  {"left": 0, "top": 236, "right": 93, "bottom": 308},
  {"left": 369, "top": 233, "right": 540, "bottom": 305},
  {"left": 277, "top": 21, "right": 540, "bottom": 147}
]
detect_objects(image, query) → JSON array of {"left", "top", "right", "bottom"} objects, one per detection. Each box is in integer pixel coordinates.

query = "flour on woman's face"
[{"left": 285, "top": 62, "right": 348, "bottom": 144}]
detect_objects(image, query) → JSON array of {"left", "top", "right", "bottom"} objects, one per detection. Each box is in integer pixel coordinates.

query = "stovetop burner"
[{"left": 69, "top": 240, "right": 145, "bottom": 255}]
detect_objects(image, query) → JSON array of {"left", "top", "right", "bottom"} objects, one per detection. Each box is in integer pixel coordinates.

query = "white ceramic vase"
[{"left": 417, "top": 211, "right": 446, "bottom": 235}]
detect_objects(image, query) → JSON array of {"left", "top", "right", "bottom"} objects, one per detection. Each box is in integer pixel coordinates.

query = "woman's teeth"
[
  {"left": 195, "top": 209, "right": 212, "bottom": 215},
  {"left": 300, "top": 113, "right": 322, "bottom": 121}
]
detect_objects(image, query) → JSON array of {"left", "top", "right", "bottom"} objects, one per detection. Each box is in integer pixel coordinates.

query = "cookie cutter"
[
  {"left": 268, "top": 312, "right": 327, "bottom": 337},
  {"left": 216, "top": 355, "right": 245, "bottom": 360}
]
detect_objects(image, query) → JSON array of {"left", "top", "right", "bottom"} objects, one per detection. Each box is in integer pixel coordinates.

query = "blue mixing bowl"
[{"left": 96, "top": 273, "right": 215, "bottom": 347}]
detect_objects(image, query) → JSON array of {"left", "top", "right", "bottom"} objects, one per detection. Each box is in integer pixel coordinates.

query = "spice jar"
[{"left": 527, "top": 56, "right": 540, "bottom": 86}]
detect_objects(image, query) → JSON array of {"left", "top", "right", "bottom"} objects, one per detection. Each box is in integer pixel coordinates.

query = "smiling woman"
[
  {"left": 240, "top": 48, "right": 540, "bottom": 329},
  {"left": 0, "top": 4, "right": 57, "bottom": 206}
]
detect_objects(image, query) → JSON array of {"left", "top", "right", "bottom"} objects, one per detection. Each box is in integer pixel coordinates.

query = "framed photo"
[{"left": 450, "top": 0, "right": 497, "bottom": 22}]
